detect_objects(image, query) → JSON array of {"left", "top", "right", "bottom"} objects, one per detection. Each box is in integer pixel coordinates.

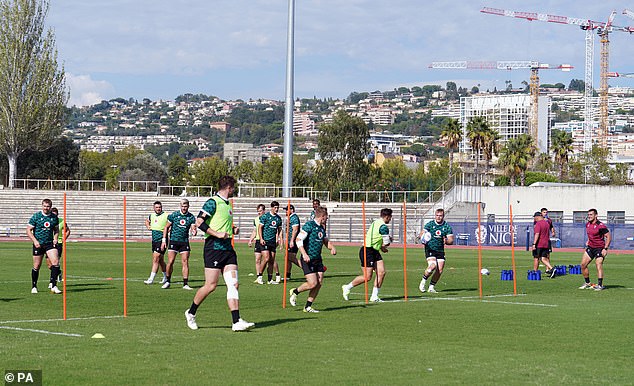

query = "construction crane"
[
  {"left": 481, "top": 7, "right": 634, "bottom": 150},
  {"left": 624, "top": 9, "right": 634, "bottom": 21},
  {"left": 607, "top": 72, "right": 634, "bottom": 78},
  {"left": 429, "top": 60, "right": 572, "bottom": 142}
]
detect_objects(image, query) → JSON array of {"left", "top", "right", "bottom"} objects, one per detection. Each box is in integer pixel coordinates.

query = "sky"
[{"left": 45, "top": 0, "right": 634, "bottom": 106}]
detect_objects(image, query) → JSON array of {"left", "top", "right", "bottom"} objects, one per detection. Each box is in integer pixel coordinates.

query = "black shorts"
[
  {"left": 532, "top": 247, "right": 549, "bottom": 258},
  {"left": 424, "top": 246, "right": 445, "bottom": 260},
  {"left": 287, "top": 243, "right": 298, "bottom": 254},
  {"left": 262, "top": 240, "right": 277, "bottom": 252},
  {"left": 358, "top": 247, "right": 382, "bottom": 267},
  {"left": 55, "top": 243, "right": 63, "bottom": 256},
  {"left": 301, "top": 257, "right": 325, "bottom": 275},
  {"left": 585, "top": 247, "right": 605, "bottom": 260},
  {"left": 203, "top": 248, "right": 238, "bottom": 269},
  {"left": 33, "top": 243, "right": 56, "bottom": 257},
  {"left": 152, "top": 241, "right": 166, "bottom": 254},
  {"left": 168, "top": 240, "right": 191, "bottom": 253},
  {"left": 254, "top": 242, "right": 263, "bottom": 253}
]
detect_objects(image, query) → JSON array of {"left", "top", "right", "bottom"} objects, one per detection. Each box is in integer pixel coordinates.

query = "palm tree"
[
  {"left": 551, "top": 129, "right": 574, "bottom": 181},
  {"left": 498, "top": 134, "right": 536, "bottom": 186},
  {"left": 466, "top": 116, "right": 489, "bottom": 181},
  {"left": 440, "top": 118, "right": 462, "bottom": 174},
  {"left": 482, "top": 126, "right": 500, "bottom": 175}
]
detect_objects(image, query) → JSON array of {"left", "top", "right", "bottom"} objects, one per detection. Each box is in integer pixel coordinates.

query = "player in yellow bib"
[
  {"left": 144, "top": 201, "right": 168, "bottom": 285},
  {"left": 342, "top": 208, "right": 393, "bottom": 302},
  {"left": 184, "top": 176, "right": 254, "bottom": 332}
]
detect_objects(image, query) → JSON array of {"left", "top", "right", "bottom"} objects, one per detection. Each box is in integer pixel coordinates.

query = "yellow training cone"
[{"left": 91, "top": 333, "right": 105, "bottom": 339}]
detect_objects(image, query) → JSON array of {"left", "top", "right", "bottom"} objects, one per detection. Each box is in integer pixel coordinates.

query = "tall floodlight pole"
[{"left": 282, "top": 0, "right": 295, "bottom": 198}]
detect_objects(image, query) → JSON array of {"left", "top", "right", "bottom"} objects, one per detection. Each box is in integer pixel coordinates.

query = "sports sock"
[
  {"left": 292, "top": 288, "right": 299, "bottom": 295},
  {"left": 162, "top": 272, "right": 167, "bottom": 280},
  {"left": 148, "top": 272, "right": 156, "bottom": 281},
  {"left": 267, "top": 273, "right": 272, "bottom": 282},
  {"left": 166, "top": 275, "right": 171, "bottom": 283},
  {"left": 422, "top": 274, "right": 429, "bottom": 280},
  {"left": 584, "top": 277, "right": 590, "bottom": 284},
  {"left": 188, "top": 302, "right": 199, "bottom": 315},
  {"left": 598, "top": 278, "right": 603, "bottom": 286},
  {"left": 345, "top": 283, "right": 353, "bottom": 289},
  {"left": 50, "top": 265, "right": 61, "bottom": 287},
  {"left": 231, "top": 310, "right": 240, "bottom": 324},
  {"left": 305, "top": 301, "right": 313, "bottom": 309},
  {"left": 371, "top": 287, "right": 379, "bottom": 298},
  {"left": 183, "top": 278, "right": 188, "bottom": 286},
  {"left": 430, "top": 280, "right": 437, "bottom": 286},
  {"left": 31, "top": 268, "right": 39, "bottom": 288}
]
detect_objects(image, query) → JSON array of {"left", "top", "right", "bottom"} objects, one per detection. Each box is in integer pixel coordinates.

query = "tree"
[
  {"left": 550, "top": 129, "right": 573, "bottom": 181},
  {"left": 189, "top": 157, "right": 229, "bottom": 187},
  {"left": 15, "top": 136, "right": 79, "bottom": 179},
  {"left": 497, "top": 134, "right": 536, "bottom": 186},
  {"left": 440, "top": 118, "right": 462, "bottom": 173},
  {"left": 167, "top": 154, "right": 189, "bottom": 185},
  {"left": 481, "top": 126, "right": 500, "bottom": 175},
  {"left": 466, "top": 116, "right": 489, "bottom": 177},
  {"left": 316, "top": 110, "right": 370, "bottom": 192},
  {"left": 0, "top": 0, "right": 68, "bottom": 187}
]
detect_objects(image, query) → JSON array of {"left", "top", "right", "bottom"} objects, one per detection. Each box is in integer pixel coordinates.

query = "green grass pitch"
[{"left": 1, "top": 241, "right": 633, "bottom": 385}]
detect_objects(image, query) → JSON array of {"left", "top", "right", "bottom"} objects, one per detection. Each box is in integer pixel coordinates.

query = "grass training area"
[{"left": 1, "top": 240, "right": 633, "bottom": 385}]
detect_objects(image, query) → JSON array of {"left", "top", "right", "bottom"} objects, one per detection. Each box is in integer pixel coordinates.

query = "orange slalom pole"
[
  {"left": 282, "top": 199, "right": 291, "bottom": 308},
  {"left": 63, "top": 192, "right": 67, "bottom": 320},
  {"left": 402, "top": 201, "right": 408, "bottom": 301},
  {"left": 510, "top": 204, "right": 517, "bottom": 295},
  {"left": 123, "top": 196, "right": 128, "bottom": 317},
  {"left": 478, "top": 201, "right": 483, "bottom": 298},
  {"left": 362, "top": 201, "right": 368, "bottom": 304}
]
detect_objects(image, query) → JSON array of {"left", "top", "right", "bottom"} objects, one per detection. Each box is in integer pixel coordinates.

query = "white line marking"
[
  {"left": 352, "top": 293, "right": 557, "bottom": 307},
  {"left": 0, "top": 326, "right": 82, "bottom": 337},
  {"left": 0, "top": 315, "right": 124, "bottom": 325}
]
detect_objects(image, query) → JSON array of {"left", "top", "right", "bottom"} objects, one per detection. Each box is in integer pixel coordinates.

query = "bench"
[{"left": 0, "top": 226, "right": 11, "bottom": 237}]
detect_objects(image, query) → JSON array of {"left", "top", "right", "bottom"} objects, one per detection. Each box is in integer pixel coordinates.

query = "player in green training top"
[
  {"left": 283, "top": 204, "right": 302, "bottom": 281},
  {"left": 419, "top": 208, "right": 454, "bottom": 293},
  {"left": 26, "top": 199, "right": 61, "bottom": 294},
  {"left": 289, "top": 206, "right": 336, "bottom": 313},
  {"left": 256, "top": 201, "right": 283, "bottom": 285},
  {"left": 161, "top": 199, "right": 197, "bottom": 290},
  {"left": 47, "top": 207, "right": 70, "bottom": 287},
  {"left": 184, "top": 176, "right": 254, "bottom": 332},
  {"left": 144, "top": 201, "right": 168, "bottom": 285},
  {"left": 342, "top": 208, "right": 393, "bottom": 302}
]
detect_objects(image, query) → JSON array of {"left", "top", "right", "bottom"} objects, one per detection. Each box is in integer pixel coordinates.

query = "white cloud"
[{"left": 66, "top": 74, "right": 115, "bottom": 107}]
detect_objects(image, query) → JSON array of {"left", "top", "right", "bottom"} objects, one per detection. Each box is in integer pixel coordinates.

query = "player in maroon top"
[
  {"left": 579, "top": 209, "right": 611, "bottom": 291},
  {"left": 532, "top": 212, "right": 556, "bottom": 278},
  {"left": 540, "top": 208, "right": 556, "bottom": 252}
]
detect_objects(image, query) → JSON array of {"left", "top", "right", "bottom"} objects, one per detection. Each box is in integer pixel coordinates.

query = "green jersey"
[
  {"left": 300, "top": 220, "right": 326, "bottom": 260},
  {"left": 57, "top": 218, "right": 66, "bottom": 243},
  {"left": 424, "top": 220, "right": 453, "bottom": 252},
  {"left": 287, "top": 213, "right": 300, "bottom": 243},
  {"left": 149, "top": 211, "right": 168, "bottom": 242},
  {"left": 167, "top": 210, "right": 196, "bottom": 242},
  {"left": 200, "top": 195, "right": 233, "bottom": 250},
  {"left": 28, "top": 211, "right": 59, "bottom": 245},
  {"left": 260, "top": 212, "right": 282, "bottom": 242},
  {"left": 365, "top": 219, "right": 389, "bottom": 251}
]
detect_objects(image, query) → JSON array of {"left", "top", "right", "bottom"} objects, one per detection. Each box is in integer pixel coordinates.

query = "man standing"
[
  {"left": 418, "top": 208, "right": 454, "bottom": 293},
  {"left": 309, "top": 199, "right": 320, "bottom": 221},
  {"left": 47, "top": 207, "right": 70, "bottom": 288},
  {"left": 144, "top": 201, "right": 168, "bottom": 285},
  {"left": 579, "top": 209, "right": 611, "bottom": 291},
  {"left": 248, "top": 204, "right": 265, "bottom": 282},
  {"left": 283, "top": 204, "right": 301, "bottom": 280},
  {"left": 342, "top": 208, "right": 393, "bottom": 302},
  {"left": 161, "top": 199, "right": 197, "bottom": 290},
  {"left": 540, "top": 207, "right": 556, "bottom": 252},
  {"left": 184, "top": 175, "right": 254, "bottom": 331},
  {"left": 257, "top": 201, "right": 282, "bottom": 284},
  {"left": 532, "top": 212, "right": 556, "bottom": 278},
  {"left": 27, "top": 199, "right": 61, "bottom": 294},
  {"left": 289, "top": 206, "right": 336, "bottom": 313}
]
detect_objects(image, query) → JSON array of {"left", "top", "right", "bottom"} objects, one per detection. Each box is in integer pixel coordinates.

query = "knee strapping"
[{"left": 223, "top": 270, "right": 239, "bottom": 300}]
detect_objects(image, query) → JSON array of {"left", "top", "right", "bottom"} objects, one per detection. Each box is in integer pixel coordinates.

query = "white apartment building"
[{"left": 459, "top": 94, "right": 550, "bottom": 154}]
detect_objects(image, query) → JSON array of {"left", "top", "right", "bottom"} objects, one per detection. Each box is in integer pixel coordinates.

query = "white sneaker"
[
  {"left": 303, "top": 306, "right": 319, "bottom": 313},
  {"left": 254, "top": 276, "right": 264, "bottom": 285},
  {"left": 182, "top": 285, "right": 193, "bottom": 290},
  {"left": 50, "top": 286, "right": 62, "bottom": 294},
  {"left": 31, "top": 287, "right": 38, "bottom": 294},
  {"left": 419, "top": 277, "right": 427, "bottom": 293},
  {"left": 275, "top": 275, "right": 281, "bottom": 284},
  {"left": 268, "top": 280, "right": 279, "bottom": 285},
  {"left": 161, "top": 281, "right": 170, "bottom": 289},
  {"left": 159, "top": 276, "right": 167, "bottom": 284},
  {"left": 48, "top": 282, "right": 53, "bottom": 289},
  {"left": 289, "top": 289, "right": 297, "bottom": 306},
  {"left": 185, "top": 310, "right": 198, "bottom": 330},
  {"left": 428, "top": 286, "right": 437, "bottom": 293},
  {"left": 232, "top": 319, "right": 254, "bottom": 331},
  {"left": 370, "top": 297, "right": 383, "bottom": 303},
  {"left": 143, "top": 279, "right": 153, "bottom": 285},
  {"left": 342, "top": 285, "right": 351, "bottom": 301}
]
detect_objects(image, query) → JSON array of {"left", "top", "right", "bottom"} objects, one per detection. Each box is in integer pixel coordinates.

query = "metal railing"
[
  {"left": 338, "top": 190, "right": 441, "bottom": 203},
  {"left": 11, "top": 179, "right": 108, "bottom": 191}
]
